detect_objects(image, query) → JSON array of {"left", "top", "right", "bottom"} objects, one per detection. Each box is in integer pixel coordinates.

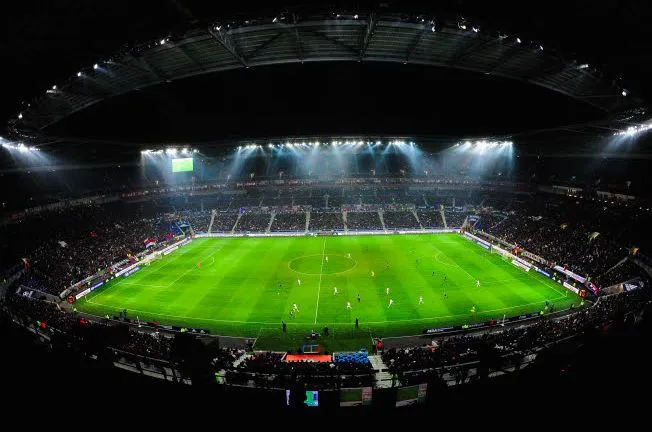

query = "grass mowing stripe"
[{"left": 75, "top": 233, "right": 582, "bottom": 351}]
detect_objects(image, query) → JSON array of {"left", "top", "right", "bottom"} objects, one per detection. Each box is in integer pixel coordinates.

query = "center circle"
[{"left": 288, "top": 254, "right": 357, "bottom": 275}]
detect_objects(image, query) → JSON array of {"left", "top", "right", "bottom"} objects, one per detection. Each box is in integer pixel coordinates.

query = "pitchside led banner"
[{"left": 172, "top": 158, "right": 193, "bottom": 172}]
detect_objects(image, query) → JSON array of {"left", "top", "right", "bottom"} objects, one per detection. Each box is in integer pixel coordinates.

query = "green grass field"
[{"left": 76, "top": 233, "right": 580, "bottom": 351}]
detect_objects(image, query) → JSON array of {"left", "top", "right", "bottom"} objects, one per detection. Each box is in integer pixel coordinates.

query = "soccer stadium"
[{"left": 1, "top": 1, "right": 652, "bottom": 414}]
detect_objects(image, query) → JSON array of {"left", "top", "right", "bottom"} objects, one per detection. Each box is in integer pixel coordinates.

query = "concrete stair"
[
  {"left": 440, "top": 204, "right": 447, "bottom": 229},
  {"left": 265, "top": 211, "right": 276, "bottom": 233},
  {"left": 378, "top": 211, "right": 387, "bottom": 232},
  {"left": 411, "top": 209, "right": 424, "bottom": 230},
  {"left": 231, "top": 213, "right": 242, "bottom": 234},
  {"left": 207, "top": 209, "right": 216, "bottom": 233}
]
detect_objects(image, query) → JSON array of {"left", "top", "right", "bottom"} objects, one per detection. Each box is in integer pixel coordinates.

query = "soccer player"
[
  {"left": 293, "top": 303, "right": 300, "bottom": 313},
  {"left": 347, "top": 253, "right": 352, "bottom": 259},
  {"left": 297, "top": 279, "right": 301, "bottom": 286},
  {"left": 432, "top": 270, "right": 435, "bottom": 277},
  {"left": 386, "top": 287, "right": 390, "bottom": 296},
  {"left": 388, "top": 298, "right": 394, "bottom": 308},
  {"left": 346, "top": 301, "right": 352, "bottom": 310},
  {"left": 357, "top": 293, "right": 360, "bottom": 303},
  {"left": 325, "top": 256, "right": 329, "bottom": 263},
  {"left": 419, "top": 296, "right": 423, "bottom": 304},
  {"left": 289, "top": 309, "right": 294, "bottom": 318},
  {"left": 333, "top": 286, "right": 338, "bottom": 295},
  {"left": 470, "top": 305, "right": 476, "bottom": 313},
  {"left": 371, "top": 271, "right": 375, "bottom": 277},
  {"left": 476, "top": 280, "right": 480, "bottom": 287},
  {"left": 197, "top": 261, "right": 201, "bottom": 269}
]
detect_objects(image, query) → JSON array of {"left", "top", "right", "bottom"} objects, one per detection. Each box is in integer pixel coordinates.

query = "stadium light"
[
  {"left": 516, "top": 37, "right": 521, "bottom": 44},
  {"left": 472, "top": 26, "right": 479, "bottom": 33},
  {"left": 18, "top": 113, "right": 23, "bottom": 119},
  {"left": 193, "top": 149, "right": 198, "bottom": 153},
  {"left": 539, "top": 45, "right": 544, "bottom": 51},
  {"left": 354, "top": 14, "right": 358, "bottom": 19},
  {"left": 272, "top": 17, "right": 278, "bottom": 23},
  {"left": 160, "top": 39, "right": 166, "bottom": 45},
  {"left": 52, "top": 85, "right": 57, "bottom": 90},
  {"left": 622, "top": 89, "right": 628, "bottom": 97},
  {"left": 93, "top": 63, "right": 99, "bottom": 70},
  {"left": 77, "top": 71, "right": 82, "bottom": 77},
  {"left": 578, "top": 63, "right": 589, "bottom": 69}
]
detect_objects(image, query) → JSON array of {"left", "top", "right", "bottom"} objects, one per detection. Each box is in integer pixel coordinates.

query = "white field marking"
[
  {"left": 120, "top": 282, "right": 168, "bottom": 288},
  {"left": 86, "top": 276, "right": 131, "bottom": 302},
  {"left": 163, "top": 242, "right": 226, "bottom": 287},
  {"left": 90, "top": 240, "right": 219, "bottom": 302},
  {"left": 433, "top": 250, "right": 476, "bottom": 280},
  {"left": 287, "top": 253, "right": 357, "bottom": 276},
  {"left": 84, "top": 294, "right": 566, "bottom": 326},
  {"left": 314, "top": 238, "right": 326, "bottom": 324}
]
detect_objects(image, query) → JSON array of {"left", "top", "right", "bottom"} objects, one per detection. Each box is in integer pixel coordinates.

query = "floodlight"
[
  {"left": 52, "top": 85, "right": 57, "bottom": 90},
  {"left": 18, "top": 113, "right": 23, "bottom": 119},
  {"left": 516, "top": 38, "right": 521, "bottom": 44},
  {"left": 354, "top": 14, "right": 358, "bottom": 19},
  {"left": 77, "top": 71, "right": 82, "bottom": 77},
  {"left": 622, "top": 89, "right": 628, "bottom": 97},
  {"left": 160, "top": 39, "right": 166, "bottom": 45},
  {"left": 93, "top": 63, "right": 99, "bottom": 70}
]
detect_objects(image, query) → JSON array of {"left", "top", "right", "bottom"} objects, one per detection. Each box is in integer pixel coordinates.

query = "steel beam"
[{"left": 208, "top": 28, "right": 248, "bottom": 68}]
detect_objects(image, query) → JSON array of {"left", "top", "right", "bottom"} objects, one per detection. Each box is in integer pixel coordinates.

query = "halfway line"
[{"left": 313, "top": 238, "right": 326, "bottom": 324}]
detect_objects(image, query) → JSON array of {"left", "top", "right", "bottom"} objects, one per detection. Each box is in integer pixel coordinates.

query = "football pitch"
[{"left": 77, "top": 233, "right": 580, "bottom": 351}]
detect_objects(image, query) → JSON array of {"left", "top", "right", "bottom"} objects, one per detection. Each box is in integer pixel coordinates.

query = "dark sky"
[{"left": 2, "top": 0, "right": 652, "bottom": 142}]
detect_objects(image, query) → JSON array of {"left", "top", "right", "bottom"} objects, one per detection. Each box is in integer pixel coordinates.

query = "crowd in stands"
[
  {"left": 179, "top": 209, "right": 212, "bottom": 233},
  {"left": 481, "top": 211, "right": 625, "bottom": 279},
  {"left": 346, "top": 212, "right": 382, "bottom": 230},
  {"left": 3, "top": 204, "right": 191, "bottom": 294},
  {"left": 3, "top": 293, "right": 174, "bottom": 358},
  {"left": 211, "top": 213, "right": 238, "bottom": 232},
  {"left": 229, "top": 352, "right": 373, "bottom": 388},
  {"left": 444, "top": 210, "right": 469, "bottom": 228},
  {"left": 417, "top": 210, "right": 443, "bottom": 228},
  {"left": 382, "top": 287, "right": 650, "bottom": 377},
  {"left": 308, "top": 212, "right": 344, "bottom": 231},
  {"left": 593, "top": 259, "right": 649, "bottom": 289},
  {"left": 270, "top": 213, "right": 306, "bottom": 232},
  {"left": 213, "top": 348, "right": 246, "bottom": 370},
  {"left": 383, "top": 211, "right": 420, "bottom": 229},
  {"left": 235, "top": 213, "right": 271, "bottom": 232}
]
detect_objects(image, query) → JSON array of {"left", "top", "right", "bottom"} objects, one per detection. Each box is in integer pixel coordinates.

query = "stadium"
[{"left": 1, "top": 1, "right": 652, "bottom": 414}]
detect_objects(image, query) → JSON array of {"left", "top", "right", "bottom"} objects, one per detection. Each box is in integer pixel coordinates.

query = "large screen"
[
  {"left": 340, "top": 387, "right": 372, "bottom": 407},
  {"left": 395, "top": 384, "right": 427, "bottom": 407},
  {"left": 172, "top": 158, "right": 193, "bottom": 172}
]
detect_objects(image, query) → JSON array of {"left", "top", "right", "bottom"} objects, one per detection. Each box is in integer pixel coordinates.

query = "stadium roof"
[{"left": 8, "top": 8, "right": 643, "bottom": 137}]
